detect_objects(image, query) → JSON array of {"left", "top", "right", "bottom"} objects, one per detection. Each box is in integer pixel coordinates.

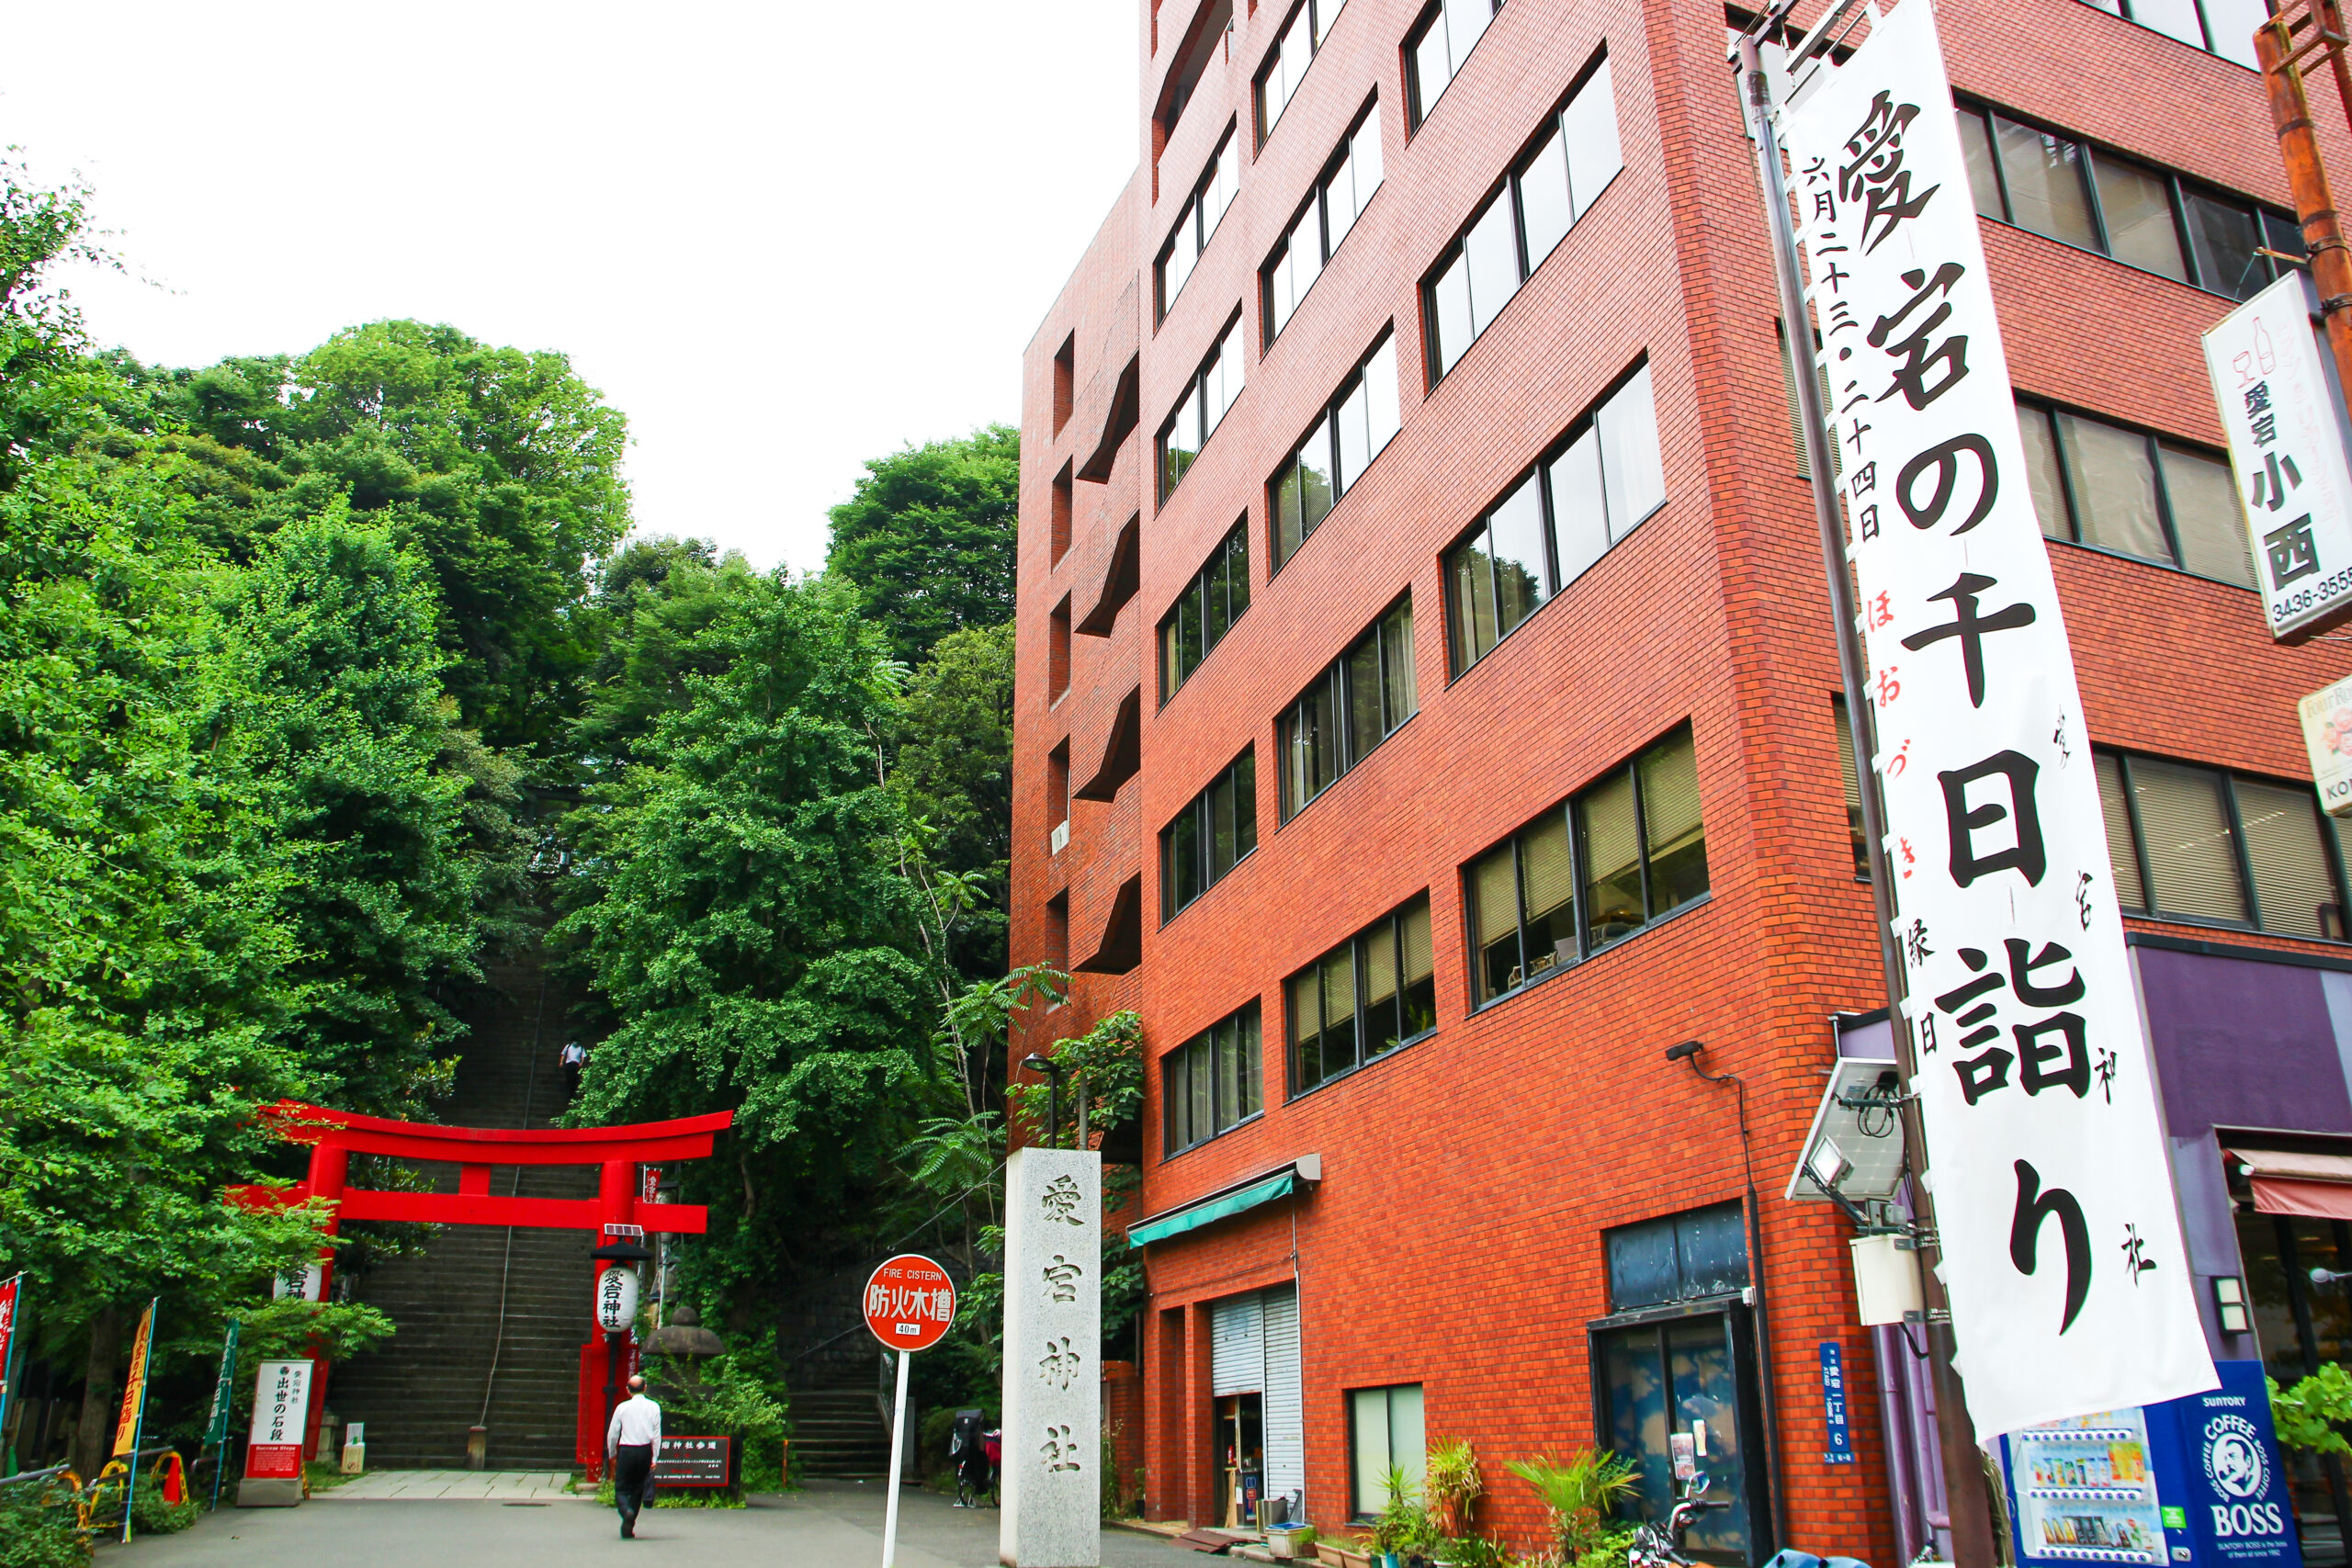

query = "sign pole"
[
  {"left": 881, "top": 1349, "right": 911, "bottom": 1568},
  {"left": 0, "top": 1273, "right": 24, "bottom": 1477},
  {"left": 1736, "top": 14, "right": 1996, "bottom": 1562},
  {"left": 118, "top": 1298, "right": 157, "bottom": 1544},
  {"left": 207, "top": 1317, "right": 242, "bottom": 1511},
  {"left": 860, "top": 1253, "right": 956, "bottom": 1568}
]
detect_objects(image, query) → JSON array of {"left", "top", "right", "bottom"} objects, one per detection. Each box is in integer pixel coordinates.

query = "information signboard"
[
  {"left": 652, "top": 1434, "right": 732, "bottom": 1488},
  {"left": 245, "top": 1359, "right": 313, "bottom": 1481}
]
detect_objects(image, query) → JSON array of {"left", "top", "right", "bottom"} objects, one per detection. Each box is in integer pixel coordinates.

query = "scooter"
[
  {"left": 1629, "top": 1473, "right": 1875, "bottom": 1568},
  {"left": 1629, "top": 1473, "right": 1730, "bottom": 1568}
]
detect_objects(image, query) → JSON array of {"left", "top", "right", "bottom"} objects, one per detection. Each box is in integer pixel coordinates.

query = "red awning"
[{"left": 2227, "top": 1146, "right": 2352, "bottom": 1220}]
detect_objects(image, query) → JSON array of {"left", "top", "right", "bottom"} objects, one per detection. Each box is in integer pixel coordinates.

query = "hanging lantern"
[{"left": 594, "top": 1265, "right": 639, "bottom": 1334}]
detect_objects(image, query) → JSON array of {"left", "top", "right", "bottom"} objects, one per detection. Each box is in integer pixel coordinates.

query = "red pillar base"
[{"left": 575, "top": 1336, "right": 639, "bottom": 1478}]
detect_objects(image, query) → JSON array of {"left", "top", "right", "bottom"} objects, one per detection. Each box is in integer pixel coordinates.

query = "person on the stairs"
[
  {"left": 560, "top": 1040, "right": 588, "bottom": 1102},
  {"left": 605, "top": 1373, "right": 662, "bottom": 1539}
]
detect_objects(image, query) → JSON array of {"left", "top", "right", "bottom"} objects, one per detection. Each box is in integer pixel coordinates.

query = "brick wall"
[{"left": 1011, "top": 0, "right": 2344, "bottom": 1557}]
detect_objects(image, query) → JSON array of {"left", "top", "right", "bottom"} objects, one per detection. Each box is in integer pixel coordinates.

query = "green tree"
[
  {"left": 213, "top": 510, "right": 486, "bottom": 1117},
  {"left": 824, "top": 424, "right": 1018, "bottom": 669},
  {"left": 888, "top": 620, "right": 1013, "bottom": 985},
  {"left": 556, "top": 572, "right": 935, "bottom": 1294}
]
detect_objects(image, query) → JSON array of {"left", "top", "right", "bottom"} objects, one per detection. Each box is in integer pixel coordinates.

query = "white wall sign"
[
  {"left": 1780, "top": 0, "right": 2216, "bottom": 1437},
  {"left": 1000, "top": 1146, "right": 1101, "bottom": 1568},
  {"left": 2300, "top": 672, "right": 2352, "bottom": 816},
  {"left": 2204, "top": 271, "right": 2352, "bottom": 641}
]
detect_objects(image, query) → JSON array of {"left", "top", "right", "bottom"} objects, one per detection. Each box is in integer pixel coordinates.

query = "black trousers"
[{"left": 613, "top": 1443, "right": 655, "bottom": 1529}]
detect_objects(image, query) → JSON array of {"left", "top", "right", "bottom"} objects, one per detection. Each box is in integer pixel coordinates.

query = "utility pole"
[
  {"left": 1734, "top": 10, "right": 1998, "bottom": 1565},
  {"left": 2260, "top": 0, "right": 2352, "bottom": 402}
]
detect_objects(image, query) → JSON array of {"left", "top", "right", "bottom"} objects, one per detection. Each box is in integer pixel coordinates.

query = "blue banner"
[{"left": 1821, "top": 1340, "right": 1857, "bottom": 1465}]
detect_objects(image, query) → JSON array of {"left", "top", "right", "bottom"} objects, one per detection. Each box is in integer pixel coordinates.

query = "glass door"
[{"left": 1594, "top": 1307, "right": 1769, "bottom": 1565}]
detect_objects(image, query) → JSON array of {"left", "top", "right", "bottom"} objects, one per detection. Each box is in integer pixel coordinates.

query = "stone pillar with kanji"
[{"left": 1000, "top": 1146, "right": 1101, "bottom": 1568}]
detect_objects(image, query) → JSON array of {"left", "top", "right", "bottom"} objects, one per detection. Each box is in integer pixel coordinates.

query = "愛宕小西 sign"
[
  {"left": 652, "top": 1435, "right": 731, "bottom": 1488},
  {"left": 2299, "top": 672, "right": 2352, "bottom": 817},
  {"left": 2205, "top": 271, "right": 2352, "bottom": 643},
  {"left": 863, "top": 1254, "right": 956, "bottom": 1353},
  {"left": 1779, "top": 0, "right": 2215, "bottom": 1437}
]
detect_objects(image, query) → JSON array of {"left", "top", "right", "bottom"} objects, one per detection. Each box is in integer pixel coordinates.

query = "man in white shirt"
[{"left": 605, "top": 1374, "right": 662, "bottom": 1539}]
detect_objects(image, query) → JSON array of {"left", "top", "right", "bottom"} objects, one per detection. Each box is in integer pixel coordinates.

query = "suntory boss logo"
[{"left": 2203, "top": 1414, "right": 2284, "bottom": 1539}]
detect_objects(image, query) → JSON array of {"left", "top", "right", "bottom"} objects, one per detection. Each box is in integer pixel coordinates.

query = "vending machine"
[{"left": 1998, "top": 1359, "right": 2301, "bottom": 1568}]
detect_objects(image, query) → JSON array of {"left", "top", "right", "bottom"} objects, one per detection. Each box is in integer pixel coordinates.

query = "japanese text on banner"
[{"left": 1777, "top": 0, "right": 2214, "bottom": 1436}]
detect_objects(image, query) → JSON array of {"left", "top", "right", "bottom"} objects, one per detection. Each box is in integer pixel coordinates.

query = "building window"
[
  {"left": 2080, "top": 0, "right": 2267, "bottom": 70},
  {"left": 2015, "top": 397, "right": 2256, "bottom": 588},
  {"left": 1423, "top": 56, "right": 1622, "bottom": 380},
  {"left": 1160, "top": 313, "right": 1250, "bottom": 502},
  {"left": 1045, "top": 891, "right": 1069, "bottom": 974},
  {"left": 1281, "top": 595, "right": 1418, "bottom": 819},
  {"left": 1049, "top": 594, "right": 1072, "bottom": 703},
  {"left": 2095, "top": 749, "right": 2349, "bottom": 940},
  {"left": 1465, "top": 726, "right": 1706, "bottom": 1007},
  {"left": 1270, "top": 330, "right": 1401, "bottom": 567},
  {"left": 1257, "top": 0, "right": 1346, "bottom": 144},
  {"left": 1833, "top": 699, "right": 1869, "bottom": 881},
  {"left": 1290, "top": 894, "right": 1436, "bottom": 1097},
  {"left": 1348, "top": 1383, "right": 1425, "bottom": 1521},
  {"left": 1162, "top": 749, "right": 1260, "bottom": 921},
  {"left": 1052, "top": 334, "right": 1075, "bottom": 435},
  {"left": 1444, "top": 361, "right": 1665, "bottom": 676},
  {"left": 1957, "top": 100, "right": 2304, "bottom": 301},
  {"left": 1406, "top": 0, "right": 1504, "bottom": 127},
  {"left": 1161, "top": 517, "right": 1252, "bottom": 702},
  {"left": 1162, "top": 1001, "right": 1263, "bottom": 1155},
  {"left": 1158, "top": 124, "right": 1244, "bottom": 321},
  {"left": 1263, "top": 99, "right": 1385, "bottom": 344}
]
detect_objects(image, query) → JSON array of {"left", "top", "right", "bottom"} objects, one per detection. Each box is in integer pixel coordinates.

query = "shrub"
[
  {"left": 132, "top": 1485, "right": 202, "bottom": 1535},
  {"left": 2271, "top": 1364, "right": 2352, "bottom": 1455},
  {"left": 1506, "top": 1450, "right": 1637, "bottom": 1562},
  {"left": 0, "top": 1497, "right": 91, "bottom": 1568}
]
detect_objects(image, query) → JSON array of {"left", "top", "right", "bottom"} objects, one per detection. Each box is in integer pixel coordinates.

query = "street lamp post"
[{"left": 1021, "top": 1054, "right": 1063, "bottom": 1148}]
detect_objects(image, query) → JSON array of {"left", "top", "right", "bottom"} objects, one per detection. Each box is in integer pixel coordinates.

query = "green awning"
[{"left": 1126, "top": 1170, "right": 1296, "bottom": 1247}]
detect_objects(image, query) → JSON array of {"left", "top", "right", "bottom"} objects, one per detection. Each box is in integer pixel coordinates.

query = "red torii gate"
[{"left": 232, "top": 1100, "right": 733, "bottom": 1476}]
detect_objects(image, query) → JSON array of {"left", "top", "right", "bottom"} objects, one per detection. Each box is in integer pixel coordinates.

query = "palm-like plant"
[{"left": 1505, "top": 1450, "right": 1637, "bottom": 1562}]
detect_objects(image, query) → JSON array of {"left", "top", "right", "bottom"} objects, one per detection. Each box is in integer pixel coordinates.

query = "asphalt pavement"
[{"left": 114, "top": 1475, "right": 1210, "bottom": 1568}]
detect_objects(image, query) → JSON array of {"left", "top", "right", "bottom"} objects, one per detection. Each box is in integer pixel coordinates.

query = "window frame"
[
  {"left": 1156, "top": 121, "right": 1244, "bottom": 323},
  {"left": 1419, "top": 49, "right": 1622, "bottom": 385},
  {"left": 1287, "top": 893, "right": 1439, "bottom": 1101},
  {"left": 2098, "top": 747, "right": 2352, "bottom": 942},
  {"left": 1404, "top": 0, "right": 1505, "bottom": 130},
  {"left": 1160, "top": 999, "right": 1266, "bottom": 1158},
  {"left": 1957, "top": 96, "right": 2302, "bottom": 302},
  {"left": 1159, "top": 309, "right": 1250, "bottom": 505},
  {"left": 1159, "top": 516, "right": 1254, "bottom": 705},
  {"left": 1268, "top": 327, "right": 1402, "bottom": 570},
  {"left": 1346, "top": 1382, "right": 1427, "bottom": 1523},
  {"left": 2015, "top": 393, "right": 2258, "bottom": 590},
  {"left": 1254, "top": 0, "right": 1346, "bottom": 147},
  {"left": 1159, "top": 747, "right": 1261, "bottom": 925},
  {"left": 1261, "top": 95, "right": 1385, "bottom": 349},
  {"left": 2079, "top": 0, "right": 2263, "bottom": 70},
  {"left": 1463, "top": 725, "right": 1710, "bottom": 1014},
  {"left": 1442, "top": 356, "right": 1667, "bottom": 680},
  {"left": 1278, "top": 593, "right": 1418, "bottom": 821}
]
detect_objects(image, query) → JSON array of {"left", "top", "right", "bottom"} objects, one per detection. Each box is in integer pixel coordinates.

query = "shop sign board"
[
  {"left": 2204, "top": 271, "right": 2352, "bottom": 643},
  {"left": 2298, "top": 671, "right": 2352, "bottom": 817},
  {"left": 1780, "top": 0, "right": 2215, "bottom": 1436}
]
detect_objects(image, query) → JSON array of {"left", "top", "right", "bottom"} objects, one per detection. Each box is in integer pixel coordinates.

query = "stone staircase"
[
  {"left": 324, "top": 943, "right": 596, "bottom": 1472},
  {"left": 788, "top": 1385, "right": 894, "bottom": 1478}
]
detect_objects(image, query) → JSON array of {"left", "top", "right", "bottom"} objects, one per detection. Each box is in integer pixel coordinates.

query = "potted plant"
[
  {"left": 1424, "top": 1439, "right": 1484, "bottom": 1540},
  {"left": 1370, "top": 1465, "right": 1436, "bottom": 1568},
  {"left": 1505, "top": 1449, "right": 1638, "bottom": 1567}
]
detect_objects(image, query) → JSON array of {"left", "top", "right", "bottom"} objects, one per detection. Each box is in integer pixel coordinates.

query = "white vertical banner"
[
  {"left": 1000, "top": 1146, "right": 1101, "bottom": 1568},
  {"left": 1779, "top": 0, "right": 2215, "bottom": 1437}
]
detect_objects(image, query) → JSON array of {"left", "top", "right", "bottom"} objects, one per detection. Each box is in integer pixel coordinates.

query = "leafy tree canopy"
[
  {"left": 824, "top": 424, "right": 1017, "bottom": 669},
  {"left": 888, "top": 620, "right": 1013, "bottom": 984}
]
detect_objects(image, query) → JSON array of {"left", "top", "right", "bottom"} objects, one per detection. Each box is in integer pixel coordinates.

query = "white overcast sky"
[{"left": 5, "top": 2, "right": 1138, "bottom": 572}]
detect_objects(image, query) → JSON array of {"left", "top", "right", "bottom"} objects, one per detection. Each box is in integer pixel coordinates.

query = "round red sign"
[{"left": 863, "top": 1253, "right": 956, "bottom": 1353}]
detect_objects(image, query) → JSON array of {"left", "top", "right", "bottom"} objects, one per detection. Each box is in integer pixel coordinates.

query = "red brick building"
[{"left": 1012, "top": 0, "right": 2352, "bottom": 1560}]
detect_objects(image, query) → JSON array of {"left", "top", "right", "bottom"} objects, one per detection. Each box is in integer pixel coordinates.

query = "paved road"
[{"left": 119, "top": 1476, "right": 1209, "bottom": 1568}]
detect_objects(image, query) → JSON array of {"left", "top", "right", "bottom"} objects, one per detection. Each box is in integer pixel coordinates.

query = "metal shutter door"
[
  {"left": 1210, "top": 1292, "right": 1264, "bottom": 1397},
  {"left": 1261, "top": 1282, "right": 1306, "bottom": 1517}
]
